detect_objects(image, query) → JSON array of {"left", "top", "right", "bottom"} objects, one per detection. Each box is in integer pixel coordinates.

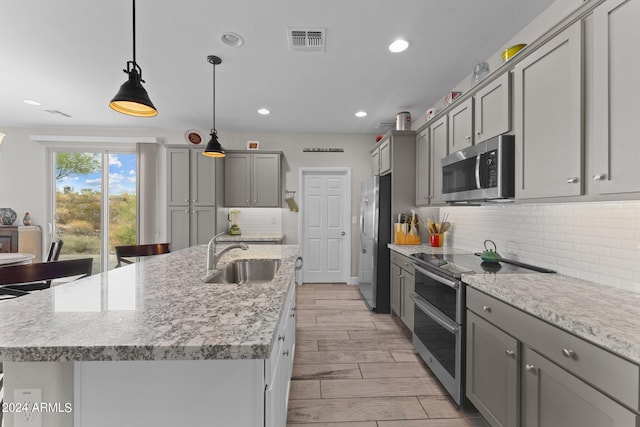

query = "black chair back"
[
  {"left": 0, "top": 258, "right": 93, "bottom": 289},
  {"left": 47, "top": 238, "right": 64, "bottom": 262},
  {"left": 115, "top": 243, "right": 170, "bottom": 268}
]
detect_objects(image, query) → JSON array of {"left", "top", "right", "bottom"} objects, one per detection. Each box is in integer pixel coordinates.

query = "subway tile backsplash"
[
  {"left": 222, "top": 208, "right": 283, "bottom": 235},
  {"left": 439, "top": 202, "right": 640, "bottom": 294}
]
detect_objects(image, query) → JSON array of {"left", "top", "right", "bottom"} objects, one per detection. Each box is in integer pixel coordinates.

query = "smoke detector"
[{"left": 287, "top": 28, "right": 326, "bottom": 52}]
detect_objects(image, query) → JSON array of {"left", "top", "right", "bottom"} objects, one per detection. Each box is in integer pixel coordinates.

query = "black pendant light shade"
[
  {"left": 110, "top": 0, "right": 157, "bottom": 117},
  {"left": 203, "top": 55, "right": 225, "bottom": 158},
  {"left": 110, "top": 62, "right": 157, "bottom": 117},
  {"left": 202, "top": 130, "right": 225, "bottom": 158}
]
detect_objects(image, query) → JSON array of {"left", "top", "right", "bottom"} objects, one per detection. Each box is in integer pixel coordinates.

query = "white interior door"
[{"left": 301, "top": 170, "right": 350, "bottom": 283}]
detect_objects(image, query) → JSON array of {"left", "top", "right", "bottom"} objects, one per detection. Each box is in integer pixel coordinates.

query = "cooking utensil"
[{"left": 480, "top": 239, "right": 502, "bottom": 263}]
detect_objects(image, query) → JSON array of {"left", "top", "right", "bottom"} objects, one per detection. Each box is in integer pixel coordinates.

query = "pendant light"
[
  {"left": 109, "top": 0, "right": 157, "bottom": 117},
  {"left": 203, "top": 55, "right": 225, "bottom": 158}
]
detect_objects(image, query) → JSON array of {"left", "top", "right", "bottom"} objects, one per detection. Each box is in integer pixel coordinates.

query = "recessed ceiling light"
[
  {"left": 220, "top": 32, "right": 244, "bottom": 48},
  {"left": 258, "top": 108, "right": 270, "bottom": 115},
  {"left": 24, "top": 99, "right": 41, "bottom": 106},
  {"left": 389, "top": 39, "right": 409, "bottom": 53},
  {"left": 355, "top": 111, "right": 367, "bottom": 118}
]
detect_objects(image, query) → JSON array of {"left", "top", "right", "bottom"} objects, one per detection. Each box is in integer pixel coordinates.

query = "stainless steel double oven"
[
  {"left": 410, "top": 254, "right": 466, "bottom": 406},
  {"left": 409, "top": 252, "right": 555, "bottom": 407}
]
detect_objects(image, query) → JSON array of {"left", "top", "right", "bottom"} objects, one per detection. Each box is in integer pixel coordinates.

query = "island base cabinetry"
[{"left": 466, "top": 287, "right": 640, "bottom": 427}]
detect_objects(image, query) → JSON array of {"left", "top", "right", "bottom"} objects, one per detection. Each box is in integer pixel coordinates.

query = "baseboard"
[{"left": 347, "top": 277, "right": 359, "bottom": 285}]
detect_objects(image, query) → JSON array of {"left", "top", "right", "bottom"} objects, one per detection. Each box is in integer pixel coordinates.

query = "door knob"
[{"left": 341, "top": 231, "right": 346, "bottom": 236}]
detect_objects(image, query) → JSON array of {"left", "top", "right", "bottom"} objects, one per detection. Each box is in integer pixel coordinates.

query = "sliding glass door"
[{"left": 50, "top": 149, "right": 137, "bottom": 272}]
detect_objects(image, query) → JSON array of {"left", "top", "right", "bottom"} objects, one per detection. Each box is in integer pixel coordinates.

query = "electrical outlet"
[{"left": 14, "top": 388, "right": 43, "bottom": 427}]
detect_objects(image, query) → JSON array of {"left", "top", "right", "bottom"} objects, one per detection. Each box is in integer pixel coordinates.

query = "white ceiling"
[{"left": 0, "top": 0, "right": 555, "bottom": 134}]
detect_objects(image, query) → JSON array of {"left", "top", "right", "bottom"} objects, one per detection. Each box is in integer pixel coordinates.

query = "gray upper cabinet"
[
  {"left": 371, "top": 137, "right": 392, "bottom": 176},
  {"left": 415, "top": 129, "right": 430, "bottom": 206},
  {"left": 416, "top": 119, "right": 447, "bottom": 206},
  {"left": 252, "top": 153, "right": 281, "bottom": 207},
  {"left": 224, "top": 151, "right": 282, "bottom": 207},
  {"left": 191, "top": 150, "right": 216, "bottom": 206},
  {"left": 474, "top": 72, "right": 511, "bottom": 143},
  {"left": 589, "top": 0, "right": 640, "bottom": 196},
  {"left": 514, "top": 22, "right": 583, "bottom": 200},
  {"left": 167, "top": 148, "right": 216, "bottom": 206},
  {"left": 167, "top": 149, "right": 190, "bottom": 206},
  {"left": 448, "top": 98, "right": 474, "bottom": 153},
  {"left": 430, "top": 116, "right": 448, "bottom": 205}
]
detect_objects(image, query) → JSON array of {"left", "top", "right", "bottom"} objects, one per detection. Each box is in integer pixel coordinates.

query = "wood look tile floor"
[{"left": 287, "top": 283, "right": 478, "bottom": 427}]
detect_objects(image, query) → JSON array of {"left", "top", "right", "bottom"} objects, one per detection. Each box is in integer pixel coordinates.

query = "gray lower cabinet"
[
  {"left": 466, "top": 311, "right": 518, "bottom": 427},
  {"left": 224, "top": 151, "right": 282, "bottom": 207},
  {"left": 390, "top": 263, "right": 401, "bottom": 316},
  {"left": 390, "top": 251, "right": 415, "bottom": 332},
  {"left": 522, "top": 347, "right": 637, "bottom": 427},
  {"left": 467, "top": 287, "right": 640, "bottom": 427},
  {"left": 167, "top": 206, "right": 216, "bottom": 251}
]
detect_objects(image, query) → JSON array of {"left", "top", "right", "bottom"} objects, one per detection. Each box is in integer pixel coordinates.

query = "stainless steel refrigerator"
[{"left": 358, "top": 175, "right": 391, "bottom": 312}]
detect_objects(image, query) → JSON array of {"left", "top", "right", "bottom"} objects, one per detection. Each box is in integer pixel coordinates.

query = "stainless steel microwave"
[{"left": 441, "top": 135, "right": 514, "bottom": 202}]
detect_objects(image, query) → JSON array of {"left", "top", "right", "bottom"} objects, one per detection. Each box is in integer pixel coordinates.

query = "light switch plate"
[
  {"left": 14, "top": 388, "right": 43, "bottom": 427},
  {"left": 352, "top": 216, "right": 357, "bottom": 224}
]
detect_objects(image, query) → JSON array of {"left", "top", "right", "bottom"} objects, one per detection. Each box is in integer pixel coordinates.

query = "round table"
[{"left": 0, "top": 253, "right": 35, "bottom": 267}]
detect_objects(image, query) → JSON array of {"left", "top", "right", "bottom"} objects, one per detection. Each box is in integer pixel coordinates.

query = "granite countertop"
[
  {"left": 0, "top": 244, "right": 299, "bottom": 362},
  {"left": 464, "top": 273, "right": 640, "bottom": 365},
  {"left": 216, "top": 234, "right": 285, "bottom": 243}
]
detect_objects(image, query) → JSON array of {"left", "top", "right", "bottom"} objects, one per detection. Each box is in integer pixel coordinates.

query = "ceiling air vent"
[{"left": 287, "top": 28, "right": 326, "bottom": 52}]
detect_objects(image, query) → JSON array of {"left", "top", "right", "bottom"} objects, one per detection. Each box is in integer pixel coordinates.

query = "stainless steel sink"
[{"left": 204, "top": 259, "right": 281, "bottom": 284}]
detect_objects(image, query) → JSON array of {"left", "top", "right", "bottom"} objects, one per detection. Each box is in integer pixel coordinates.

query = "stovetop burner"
[{"left": 410, "top": 252, "right": 555, "bottom": 279}]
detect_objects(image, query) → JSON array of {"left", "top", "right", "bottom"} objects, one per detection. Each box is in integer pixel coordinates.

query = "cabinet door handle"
[
  {"left": 476, "top": 132, "right": 481, "bottom": 137},
  {"left": 465, "top": 136, "right": 471, "bottom": 141},
  {"left": 566, "top": 177, "right": 579, "bottom": 184},
  {"left": 592, "top": 173, "right": 606, "bottom": 181},
  {"left": 283, "top": 350, "right": 289, "bottom": 356},
  {"left": 193, "top": 199, "right": 197, "bottom": 202},
  {"left": 505, "top": 350, "right": 515, "bottom": 358},
  {"left": 184, "top": 198, "right": 189, "bottom": 202},
  {"left": 184, "top": 209, "right": 189, "bottom": 213},
  {"left": 278, "top": 335, "right": 285, "bottom": 342},
  {"left": 562, "top": 348, "right": 576, "bottom": 359},
  {"left": 482, "top": 305, "right": 491, "bottom": 312},
  {"left": 525, "top": 364, "right": 537, "bottom": 373},
  {"left": 290, "top": 312, "right": 295, "bottom": 318},
  {"left": 399, "top": 275, "right": 404, "bottom": 279}
]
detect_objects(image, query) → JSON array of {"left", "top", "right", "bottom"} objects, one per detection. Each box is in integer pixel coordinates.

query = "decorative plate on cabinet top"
[{"left": 184, "top": 129, "right": 203, "bottom": 145}]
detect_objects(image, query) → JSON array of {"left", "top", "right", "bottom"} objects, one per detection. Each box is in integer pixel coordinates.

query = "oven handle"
[
  {"left": 475, "top": 154, "right": 482, "bottom": 189},
  {"left": 412, "top": 263, "right": 459, "bottom": 289},
  {"left": 411, "top": 293, "right": 459, "bottom": 335}
]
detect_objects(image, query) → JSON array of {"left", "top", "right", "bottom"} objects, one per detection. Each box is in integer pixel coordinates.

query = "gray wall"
[{"left": 0, "top": 127, "right": 376, "bottom": 279}]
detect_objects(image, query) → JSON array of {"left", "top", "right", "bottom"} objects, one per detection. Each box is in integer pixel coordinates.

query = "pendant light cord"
[
  {"left": 212, "top": 60, "right": 216, "bottom": 133},
  {"left": 132, "top": 0, "right": 137, "bottom": 67}
]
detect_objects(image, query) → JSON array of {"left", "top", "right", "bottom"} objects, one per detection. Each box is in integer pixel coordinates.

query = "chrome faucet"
[{"left": 207, "top": 232, "right": 249, "bottom": 271}]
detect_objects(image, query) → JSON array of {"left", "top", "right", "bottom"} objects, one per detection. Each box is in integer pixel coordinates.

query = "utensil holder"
[
  {"left": 394, "top": 223, "right": 421, "bottom": 245},
  {"left": 429, "top": 233, "right": 444, "bottom": 247}
]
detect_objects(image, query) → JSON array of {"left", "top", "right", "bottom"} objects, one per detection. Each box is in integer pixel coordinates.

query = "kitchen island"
[{"left": 0, "top": 244, "right": 299, "bottom": 427}]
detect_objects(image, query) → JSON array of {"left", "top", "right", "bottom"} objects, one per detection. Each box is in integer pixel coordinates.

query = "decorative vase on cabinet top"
[{"left": 0, "top": 208, "right": 17, "bottom": 225}]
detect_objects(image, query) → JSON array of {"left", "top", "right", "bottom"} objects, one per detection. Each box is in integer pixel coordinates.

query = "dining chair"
[
  {"left": 0, "top": 258, "right": 93, "bottom": 299},
  {"left": 47, "top": 238, "right": 64, "bottom": 262},
  {"left": 115, "top": 243, "right": 170, "bottom": 268},
  {"left": 3, "top": 238, "right": 66, "bottom": 292}
]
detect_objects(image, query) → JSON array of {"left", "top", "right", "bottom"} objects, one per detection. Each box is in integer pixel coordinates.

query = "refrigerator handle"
[{"left": 359, "top": 197, "right": 367, "bottom": 253}]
